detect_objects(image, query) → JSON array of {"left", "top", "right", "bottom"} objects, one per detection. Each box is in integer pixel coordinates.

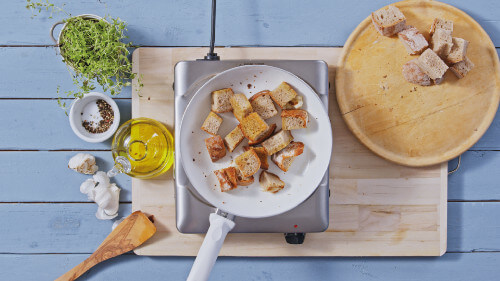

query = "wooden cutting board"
[
  {"left": 131, "top": 47, "right": 447, "bottom": 256},
  {"left": 336, "top": 0, "right": 500, "bottom": 167}
]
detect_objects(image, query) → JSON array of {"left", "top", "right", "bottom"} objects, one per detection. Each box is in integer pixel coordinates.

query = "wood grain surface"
[
  {"left": 55, "top": 211, "right": 156, "bottom": 281},
  {"left": 131, "top": 47, "right": 447, "bottom": 256},
  {"left": 0, "top": 0, "right": 499, "bottom": 280},
  {"left": 336, "top": 0, "right": 500, "bottom": 166}
]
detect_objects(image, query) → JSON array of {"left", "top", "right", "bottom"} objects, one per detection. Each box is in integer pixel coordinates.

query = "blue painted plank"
[
  {"left": 448, "top": 151, "right": 500, "bottom": 200},
  {"left": 0, "top": 99, "right": 132, "bottom": 150},
  {"left": 447, "top": 202, "right": 500, "bottom": 252},
  {"left": 0, "top": 47, "right": 132, "bottom": 98},
  {"left": 0, "top": 253, "right": 499, "bottom": 281},
  {"left": 2, "top": 0, "right": 499, "bottom": 47},
  {"left": 472, "top": 105, "right": 500, "bottom": 150},
  {"left": 0, "top": 151, "right": 131, "bottom": 202},
  {"left": 0, "top": 203, "right": 132, "bottom": 254},
  {"left": 0, "top": 202, "right": 498, "bottom": 254}
]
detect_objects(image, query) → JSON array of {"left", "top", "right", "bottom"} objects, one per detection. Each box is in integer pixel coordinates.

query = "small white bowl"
[{"left": 69, "top": 92, "right": 120, "bottom": 143}]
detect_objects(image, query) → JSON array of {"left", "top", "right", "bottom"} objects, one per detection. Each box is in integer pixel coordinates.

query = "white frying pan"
[{"left": 180, "top": 65, "right": 332, "bottom": 281}]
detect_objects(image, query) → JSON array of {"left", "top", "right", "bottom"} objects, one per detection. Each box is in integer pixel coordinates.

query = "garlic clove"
[
  {"left": 68, "top": 153, "right": 98, "bottom": 175},
  {"left": 112, "top": 217, "right": 125, "bottom": 230},
  {"left": 80, "top": 179, "right": 97, "bottom": 200},
  {"left": 96, "top": 207, "right": 118, "bottom": 220},
  {"left": 93, "top": 183, "right": 121, "bottom": 220},
  {"left": 93, "top": 171, "right": 110, "bottom": 188}
]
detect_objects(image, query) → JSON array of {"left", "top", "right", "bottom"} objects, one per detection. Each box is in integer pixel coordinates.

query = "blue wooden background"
[{"left": 1, "top": 0, "right": 499, "bottom": 280}]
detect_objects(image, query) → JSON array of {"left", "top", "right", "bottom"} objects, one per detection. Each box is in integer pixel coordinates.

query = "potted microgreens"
[{"left": 26, "top": 0, "right": 141, "bottom": 111}]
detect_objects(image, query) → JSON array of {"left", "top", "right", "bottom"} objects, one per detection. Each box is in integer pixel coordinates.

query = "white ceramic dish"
[
  {"left": 180, "top": 65, "right": 333, "bottom": 218},
  {"left": 69, "top": 92, "right": 120, "bottom": 143}
]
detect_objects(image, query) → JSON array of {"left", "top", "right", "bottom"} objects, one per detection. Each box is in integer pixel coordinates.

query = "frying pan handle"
[{"left": 187, "top": 212, "right": 235, "bottom": 281}]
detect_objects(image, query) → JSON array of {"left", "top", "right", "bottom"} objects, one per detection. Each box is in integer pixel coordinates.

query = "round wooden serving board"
[{"left": 336, "top": 0, "right": 500, "bottom": 167}]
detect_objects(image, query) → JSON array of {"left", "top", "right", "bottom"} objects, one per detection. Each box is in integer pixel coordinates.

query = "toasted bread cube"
[
  {"left": 230, "top": 93, "right": 253, "bottom": 122},
  {"left": 249, "top": 91, "right": 278, "bottom": 120},
  {"left": 416, "top": 49, "right": 449, "bottom": 80},
  {"left": 235, "top": 168, "right": 254, "bottom": 186},
  {"left": 224, "top": 125, "right": 245, "bottom": 152},
  {"left": 431, "top": 29, "right": 452, "bottom": 58},
  {"left": 248, "top": 123, "right": 276, "bottom": 145},
  {"left": 402, "top": 59, "right": 432, "bottom": 86},
  {"left": 446, "top": 37, "right": 469, "bottom": 64},
  {"left": 271, "top": 141, "right": 304, "bottom": 172},
  {"left": 214, "top": 167, "right": 238, "bottom": 192},
  {"left": 270, "top": 82, "right": 298, "bottom": 108},
  {"left": 261, "top": 130, "right": 293, "bottom": 155},
  {"left": 281, "top": 109, "right": 308, "bottom": 130},
  {"left": 205, "top": 135, "right": 226, "bottom": 162},
  {"left": 259, "top": 171, "right": 285, "bottom": 193},
  {"left": 201, "top": 111, "right": 222, "bottom": 135},
  {"left": 244, "top": 146, "right": 269, "bottom": 170},
  {"left": 398, "top": 26, "right": 428, "bottom": 55},
  {"left": 433, "top": 76, "right": 445, "bottom": 85},
  {"left": 371, "top": 5, "right": 406, "bottom": 37},
  {"left": 429, "top": 18, "right": 453, "bottom": 37},
  {"left": 240, "top": 112, "right": 270, "bottom": 142},
  {"left": 211, "top": 88, "right": 234, "bottom": 113},
  {"left": 450, "top": 57, "right": 474, "bottom": 79},
  {"left": 283, "top": 95, "right": 303, "bottom": 109},
  {"left": 235, "top": 149, "right": 261, "bottom": 178}
]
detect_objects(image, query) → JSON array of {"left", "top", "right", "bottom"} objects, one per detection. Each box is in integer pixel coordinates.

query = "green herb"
[
  {"left": 27, "top": 1, "right": 142, "bottom": 113},
  {"left": 26, "top": 0, "right": 64, "bottom": 19},
  {"left": 59, "top": 16, "right": 135, "bottom": 98}
]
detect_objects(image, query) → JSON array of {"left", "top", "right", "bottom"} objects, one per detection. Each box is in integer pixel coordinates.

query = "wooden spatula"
[{"left": 55, "top": 211, "right": 156, "bottom": 281}]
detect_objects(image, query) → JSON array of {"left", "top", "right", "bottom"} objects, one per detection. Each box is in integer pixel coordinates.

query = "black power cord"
[{"left": 203, "top": 0, "right": 220, "bottom": 60}]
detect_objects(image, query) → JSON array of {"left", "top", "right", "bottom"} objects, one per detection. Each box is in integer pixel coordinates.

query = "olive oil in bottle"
[{"left": 111, "top": 118, "right": 174, "bottom": 179}]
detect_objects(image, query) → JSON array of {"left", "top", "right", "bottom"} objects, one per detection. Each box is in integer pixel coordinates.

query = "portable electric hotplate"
[{"left": 174, "top": 60, "right": 330, "bottom": 244}]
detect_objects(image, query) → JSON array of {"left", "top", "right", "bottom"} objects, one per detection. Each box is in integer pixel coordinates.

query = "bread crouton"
[
  {"left": 248, "top": 123, "right": 276, "bottom": 145},
  {"left": 429, "top": 18, "right": 453, "bottom": 37},
  {"left": 235, "top": 168, "right": 254, "bottom": 186},
  {"left": 205, "top": 135, "right": 226, "bottom": 162},
  {"left": 416, "top": 49, "right": 449, "bottom": 80},
  {"left": 283, "top": 95, "right": 303, "bottom": 109},
  {"left": 224, "top": 125, "right": 245, "bottom": 152},
  {"left": 270, "top": 82, "right": 298, "bottom": 108},
  {"left": 433, "top": 76, "right": 445, "bottom": 85},
  {"left": 371, "top": 5, "right": 406, "bottom": 37},
  {"left": 431, "top": 29, "right": 453, "bottom": 58},
  {"left": 214, "top": 167, "right": 237, "bottom": 192},
  {"left": 201, "top": 111, "right": 222, "bottom": 135},
  {"left": 281, "top": 109, "right": 308, "bottom": 130},
  {"left": 271, "top": 141, "right": 304, "bottom": 172},
  {"left": 446, "top": 37, "right": 469, "bottom": 64},
  {"left": 450, "top": 57, "right": 474, "bottom": 79},
  {"left": 402, "top": 59, "right": 432, "bottom": 86},
  {"left": 211, "top": 88, "right": 234, "bottom": 113},
  {"left": 249, "top": 91, "right": 278, "bottom": 120},
  {"left": 261, "top": 130, "right": 293, "bottom": 155},
  {"left": 244, "top": 146, "right": 269, "bottom": 170},
  {"left": 230, "top": 93, "right": 253, "bottom": 122},
  {"left": 259, "top": 171, "right": 285, "bottom": 193},
  {"left": 235, "top": 149, "right": 261, "bottom": 178},
  {"left": 240, "top": 112, "right": 270, "bottom": 142},
  {"left": 398, "top": 26, "right": 428, "bottom": 55}
]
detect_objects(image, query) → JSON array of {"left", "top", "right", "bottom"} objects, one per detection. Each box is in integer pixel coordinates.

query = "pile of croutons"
[
  {"left": 200, "top": 82, "right": 309, "bottom": 193},
  {"left": 371, "top": 5, "right": 474, "bottom": 86}
]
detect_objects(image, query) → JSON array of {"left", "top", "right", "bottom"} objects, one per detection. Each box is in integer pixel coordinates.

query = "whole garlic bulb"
[{"left": 69, "top": 153, "right": 98, "bottom": 175}]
